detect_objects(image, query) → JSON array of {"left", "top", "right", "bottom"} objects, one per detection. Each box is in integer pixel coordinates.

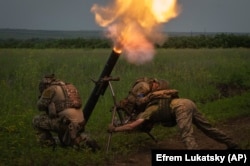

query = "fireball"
[{"left": 91, "top": 0, "right": 180, "bottom": 64}]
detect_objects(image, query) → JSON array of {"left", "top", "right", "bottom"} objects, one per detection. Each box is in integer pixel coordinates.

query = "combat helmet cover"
[{"left": 39, "top": 74, "right": 57, "bottom": 93}]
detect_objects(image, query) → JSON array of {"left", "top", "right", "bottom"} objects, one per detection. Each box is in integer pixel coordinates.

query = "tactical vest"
[
  {"left": 125, "top": 77, "right": 172, "bottom": 115},
  {"left": 55, "top": 83, "right": 82, "bottom": 113},
  {"left": 133, "top": 78, "right": 178, "bottom": 123}
]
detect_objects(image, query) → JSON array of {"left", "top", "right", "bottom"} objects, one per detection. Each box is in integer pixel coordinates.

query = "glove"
[
  {"left": 117, "top": 99, "right": 128, "bottom": 108},
  {"left": 107, "top": 124, "right": 116, "bottom": 133}
]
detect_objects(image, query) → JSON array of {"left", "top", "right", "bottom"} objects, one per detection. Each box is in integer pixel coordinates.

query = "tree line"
[{"left": 0, "top": 33, "right": 249, "bottom": 49}]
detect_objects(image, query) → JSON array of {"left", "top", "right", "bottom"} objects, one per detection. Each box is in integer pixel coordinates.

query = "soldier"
[
  {"left": 108, "top": 77, "right": 240, "bottom": 149},
  {"left": 32, "top": 74, "right": 99, "bottom": 151}
]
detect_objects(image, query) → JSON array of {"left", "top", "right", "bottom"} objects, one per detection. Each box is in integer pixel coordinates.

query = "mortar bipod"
[
  {"left": 102, "top": 76, "right": 121, "bottom": 153},
  {"left": 104, "top": 76, "right": 158, "bottom": 153}
]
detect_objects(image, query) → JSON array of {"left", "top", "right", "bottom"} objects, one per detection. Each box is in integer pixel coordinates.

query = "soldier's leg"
[
  {"left": 191, "top": 103, "right": 239, "bottom": 149},
  {"left": 74, "top": 132, "right": 100, "bottom": 151},
  {"left": 67, "top": 121, "right": 100, "bottom": 151},
  {"left": 32, "top": 114, "right": 59, "bottom": 146},
  {"left": 173, "top": 100, "right": 199, "bottom": 149}
]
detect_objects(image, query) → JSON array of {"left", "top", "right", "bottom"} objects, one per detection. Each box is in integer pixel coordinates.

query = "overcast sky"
[{"left": 0, "top": 0, "right": 249, "bottom": 33}]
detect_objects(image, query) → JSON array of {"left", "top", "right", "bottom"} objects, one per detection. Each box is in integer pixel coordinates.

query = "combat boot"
[
  {"left": 226, "top": 142, "right": 241, "bottom": 149},
  {"left": 73, "top": 133, "right": 100, "bottom": 152},
  {"left": 38, "top": 132, "right": 56, "bottom": 149},
  {"left": 220, "top": 138, "right": 241, "bottom": 149}
]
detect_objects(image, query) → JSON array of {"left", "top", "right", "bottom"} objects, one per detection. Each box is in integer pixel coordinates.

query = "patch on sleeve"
[{"left": 42, "top": 89, "right": 54, "bottom": 99}]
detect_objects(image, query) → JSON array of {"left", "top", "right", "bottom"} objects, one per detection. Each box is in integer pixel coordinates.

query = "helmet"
[
  {"left": 39, "top": 74, "right": 56, "bottom": 93},
  {"left": 132, "top": 81, "right": 150, "bottom": 97}
]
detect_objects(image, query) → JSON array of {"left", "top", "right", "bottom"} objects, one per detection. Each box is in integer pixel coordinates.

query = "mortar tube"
[{"left": 83, "top": 49, "right": 121, "bottom": 124}]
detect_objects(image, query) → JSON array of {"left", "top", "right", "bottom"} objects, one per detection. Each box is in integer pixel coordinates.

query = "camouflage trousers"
[
  {"left": 171, "top": 98, "right": 239, "bottom": 149},
  {"left": 32, "top": 113, "right": 83, "bottom": 147},
  {"left": 32, "top": 113, "right": 100, "bottom": 151}
]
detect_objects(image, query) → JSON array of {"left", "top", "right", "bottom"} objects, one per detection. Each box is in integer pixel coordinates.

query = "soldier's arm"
[
  {"left": 37, "top": 88, "right": 55, "bottom": 112},
  {"left": 108, "top": 118, "right": 145, "bottom": 132}
]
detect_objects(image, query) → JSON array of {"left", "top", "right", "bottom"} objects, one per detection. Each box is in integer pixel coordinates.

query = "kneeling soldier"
[{"left": 32, "top": 74, "right": 99, "bottom": 151}]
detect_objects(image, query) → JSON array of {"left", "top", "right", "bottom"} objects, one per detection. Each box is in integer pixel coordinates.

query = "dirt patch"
[
  {"left": 110, "top": 116, "right": 250, "bottom": 166},
  {"left": 200, "top": 82, "right": 249, "bottom": 104},
  {"left": 216, "top": 82, "right": 249, "bottom": 98}
]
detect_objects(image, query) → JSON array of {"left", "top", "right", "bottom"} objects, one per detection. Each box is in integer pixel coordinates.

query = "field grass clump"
[{"left": 0, "top": 48, "right": 249, "bottom": 165}]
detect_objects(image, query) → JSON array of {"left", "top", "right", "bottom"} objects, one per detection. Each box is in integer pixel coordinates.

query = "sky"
[{"left": 0, "top": 0, "right": 249, "bottom": 33}]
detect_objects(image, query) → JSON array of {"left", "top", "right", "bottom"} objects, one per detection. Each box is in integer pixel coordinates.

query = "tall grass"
[{"left": 0, "top": 48, "right": 249, "bottom": 165}]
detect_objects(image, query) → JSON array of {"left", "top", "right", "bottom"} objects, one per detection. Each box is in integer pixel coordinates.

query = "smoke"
[{"left": 105, "top": 23, "right": 161, "bottom": 65}]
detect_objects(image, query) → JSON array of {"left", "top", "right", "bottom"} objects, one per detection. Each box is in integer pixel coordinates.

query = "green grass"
[{"left": 0, "top": 48, "right": 249, "bottom": 165}]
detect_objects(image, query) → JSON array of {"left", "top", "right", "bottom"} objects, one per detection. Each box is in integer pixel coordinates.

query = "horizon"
[
  {"left": 1, "top": 28, "right": 249, "bottom": 41},
  {"left": 1, "top": 28, "right": 249, "bottom": 34}
]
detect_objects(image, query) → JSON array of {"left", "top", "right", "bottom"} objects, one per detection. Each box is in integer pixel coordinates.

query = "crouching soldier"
[
  {"left": 32, "top": 74, "right": 99, "bottom": 151},
  {"left": 108, "top": 77, "right": 240, "bottom": 150}
]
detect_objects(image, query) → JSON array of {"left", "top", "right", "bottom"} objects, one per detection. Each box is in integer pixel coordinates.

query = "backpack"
[
  {"left": 52, "top": 82, "right": 82, "bottom": 113},
  {"left": 60, "top": 83, "right": 82, "bottom": 109}
]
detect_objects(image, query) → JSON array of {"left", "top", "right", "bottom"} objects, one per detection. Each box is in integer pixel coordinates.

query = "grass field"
[{"left": 0, "top": 48, "right": 249, "bottom": 165}]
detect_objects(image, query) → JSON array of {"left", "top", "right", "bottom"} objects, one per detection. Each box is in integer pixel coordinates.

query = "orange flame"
[{"left": 91, "top": 0, "right": 180, "bottom": 64}]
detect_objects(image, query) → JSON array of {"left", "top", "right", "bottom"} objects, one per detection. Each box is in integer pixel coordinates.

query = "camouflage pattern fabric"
[
  {"left": 32, "top": 113, "right": 100, "bottom": 151},
  {"left": 33, "top": 82, "right": 86, "bottom": 147},
  {"left": 32, "top": 113, "right": 62, "bottom": 145},
  {"left": 170, "top": 98, "right": 239, "bottom": 149},
  {"left": 136, "top": 98, "right": 238, "bottom": 149},
  {"left": 127, "top": 79, "right": 238, "bottom": 149}
]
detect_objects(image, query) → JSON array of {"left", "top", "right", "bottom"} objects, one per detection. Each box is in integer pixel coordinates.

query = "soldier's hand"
[
  {"left": 107, "top": 124, "right": 116, "bottom": 133},
  {"left": 118, "top": 99, "right": 128, "bottom": 108}
]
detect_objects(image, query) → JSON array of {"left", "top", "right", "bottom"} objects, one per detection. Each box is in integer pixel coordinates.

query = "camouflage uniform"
[
  {"left": 33, "top": 75, "right": 99, "bottom": 150},
  {"left": 121, "top": 77, "right": 239, "bottom": 149}
]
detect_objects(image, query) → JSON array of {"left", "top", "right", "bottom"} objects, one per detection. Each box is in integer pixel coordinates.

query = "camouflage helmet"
[{"left": 39, "top": 74, "right": 56, "bottom": 93}]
